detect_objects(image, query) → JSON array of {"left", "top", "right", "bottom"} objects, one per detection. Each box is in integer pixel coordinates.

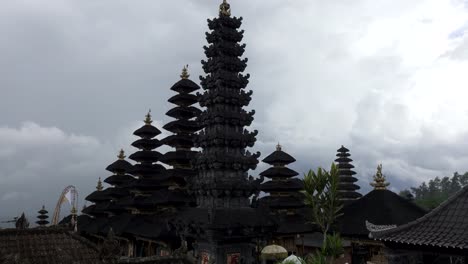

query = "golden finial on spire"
[
  {"left": 71, "top": 206, "right": 77, "bottom": 215},
  {"left": 118, "top": 149, "right": 126, "bottom": 160},
  {"left": 219, "top": 0, "right": 231, "bottom": 16},
  {"left": 144, "top": 109, "right": 152, "bottom": 125},
  {"left": 370, "top": 164, "right": 390, "bottom": 190},
  {"left": 276, "top": 142, "right": 282, "bottom": 151},
  {"left": 180, "top": 65, "right": 190, "bottom": 79},
  {"left": 96, "top": 177, "right": 103, "bottom": 191}
]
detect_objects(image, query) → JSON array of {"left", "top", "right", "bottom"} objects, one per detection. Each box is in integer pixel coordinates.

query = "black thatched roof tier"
[
  {"left": 335, "top": 156, "right": 353, "bottom": 163},
  {"left": 82, "top": 204, "right": 108, "bottom": 217},
  {"left": 104, "top": 187, "right": 129, "bottom": 198},
  {"left": 104, "top": 174, "right": 134, "bottom": 186},
  {"left": 78, "top": 215, "right": 108, "bottom": 234},
  {"left": 260, "top": 179, "right": 304, "bottom": 192},
  {"left": 162, "top": 134, "right": 195, "bottom": 148},
  {"left": 258, "top": 194, "right": 305, "bottom": 210},
  {"left": 85, "top": 190, "right": 112, "bottom": 203},
  {"left": 372, "top": 185, "right": 468, "bottom": 252},
  {"left": 170, "top": 78, "right": 200, "bottom": 94},
  {"left": 177, "top": 207, "right": 273, "bottom": 231},
  {"left": 163, "top": 119, "right": 200, "bottom": 134},
  {"left": 166, "top": 106, "right": 201, "bottom": 120},
  {"left": 131, "top": 138, "right": 162, "bottom": 150},
  {"left": 164, "top": 168, "right": 197, "bottom": 178},
  {"left": 259, "top": 167, "right": 299, "bottom": 178},
  {"left": 133, "top": 125, "right": 161, "bottom": 139},
  {"left": 168, "top": 93, "right": 198, "bottom": 107},
  {"left": 338, "top": 183, "right": 361, "bottom": 191},
  {"left": 130, "top": 163, "right": 166, "bottom": 176},
  {"left": 339, "top": 191, "right": 363, "bottom": 200},
  {"left": 159, "top": 150, "right": 197, "bottom": 165},
  {"left": 103, "top": 213, "right": 134, "bottom": 235},
  {"left": 274, "top": 212, "right": 317, "bottom": 235},
  {"left": 105, "top": 159, "right": 133, "bottom": 174},
  {"left": 128, "top": 150, "right": 162, "bottom": 163},
  {"left": 105, "top": 201, "right": 129, "bottom": 214},
  {"left": 339, "top": 189, "right": 426, "bottom": 238},
  {"left": 262, "top": 149, "right": 296, "bottom": 165},
  {"left": 128, "top": 178, "right": 172, "bottom": 192},
  {"left": 38, "top": 206, "right": 48, "bottom": 215},
  {"left": 142, "top": 189, "right": 189, "bottom": 206},
  {"left": 337, "top": 145, "right": 349, "bottom": 152}
]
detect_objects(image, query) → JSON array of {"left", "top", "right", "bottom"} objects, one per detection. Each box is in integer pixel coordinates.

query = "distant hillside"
[{"left": 399, "top": 172, "right": 468, "bottom": 210}]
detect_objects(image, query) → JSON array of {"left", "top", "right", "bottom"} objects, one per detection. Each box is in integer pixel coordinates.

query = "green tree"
[
  {"left": 303, "top": 163, "right": 343, "bottom": 242},
  {"left": 303, "top": 163, "right": 344, "bottom": 264}
]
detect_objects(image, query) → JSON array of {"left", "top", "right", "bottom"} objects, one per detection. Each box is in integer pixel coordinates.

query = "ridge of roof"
[{"left": 372, "top": 185, "right": 468, "bottom": 246}]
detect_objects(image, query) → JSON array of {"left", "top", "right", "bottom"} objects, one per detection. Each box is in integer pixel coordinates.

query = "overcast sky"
[{"left": 0, "top": 0, "right": 468, "bottom": 224}]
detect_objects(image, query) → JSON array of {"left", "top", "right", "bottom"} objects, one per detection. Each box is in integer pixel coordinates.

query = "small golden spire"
[
  {"left": 276, "top": 142, "right": 282, "bottom": 151},
  {"left": 118, "top": 149, "right": 126, "bottom": 160},
  {"left": 96, "top": 177, "right": 103, "bottom": 191},
  {"left": 144, "top": 109, "right": 152, "bottom": 125},
  {"left": 219, "top": 0, "right": 231, "bottom": 16},
  {"left": 370, "top": 164, "right": 390, "bottom": 190},
  {"left": 180, "top": 65, "right": 190, "bottom": 79},
  {"left": 71, "top": 206, "right": 77, "bottom": 215}
]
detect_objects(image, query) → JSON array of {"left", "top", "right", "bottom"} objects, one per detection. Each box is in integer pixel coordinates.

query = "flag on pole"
[{"left": 63, "top": 189, "right": 74, "bottom": 206}]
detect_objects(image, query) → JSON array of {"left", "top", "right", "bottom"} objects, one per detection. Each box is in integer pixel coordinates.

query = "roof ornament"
[
  {"left": 366, "top": 220, "right": 396, "bottom": 238},
  {"left": 370, "top": 164, "right": 390, "bottom": 190},
  {"left": 96, "top": 177, "right": 103, "bottom": 191},
  {"left": 219, "top": 0, "right": 231, "bottom": 16},
  {"left": 276, "top": 142, "right": 282, "bottom": 151},
  {"left": 118, "top": 149, "right": 126, "bottom": 160},
  {"left": 144, "top": 109, "right": 153, "bottom": 125},
  {"left": 180, "top": 64, "right": 190, "bottom": 79},
  {"left": 15, "top": 212, "right": 29, "bottom": 230}
]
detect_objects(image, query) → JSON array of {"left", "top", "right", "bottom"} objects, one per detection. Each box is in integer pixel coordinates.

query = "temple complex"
[{"left": 5, "top": 1, "right": 468, "bottom": 264}]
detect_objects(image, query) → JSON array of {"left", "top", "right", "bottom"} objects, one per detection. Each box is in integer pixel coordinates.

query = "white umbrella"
[{"left": 261, "top": 244, "right": 288, "bottom": 259}]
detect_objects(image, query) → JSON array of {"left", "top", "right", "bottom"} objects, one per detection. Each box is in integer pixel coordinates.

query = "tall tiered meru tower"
[{"left": 176, "top": 1, "right": 271, "bottom": 263}]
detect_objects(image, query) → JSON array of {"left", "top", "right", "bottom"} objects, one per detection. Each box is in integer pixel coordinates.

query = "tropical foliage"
[
  {"left": 303, "top": 163, "right": 344, "bottom": 264},
  {"left": 399, "top": 172, "right": 468, "bottom": 209}
]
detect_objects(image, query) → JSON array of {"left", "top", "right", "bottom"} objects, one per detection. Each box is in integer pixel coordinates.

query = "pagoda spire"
[
  {"left": 160, "top": 64, "right": 202, "bottom": 209},
  {"left": 180, "top": 65, "right": 190, "bottom": 79},
  {"left": 219, "top": 0, "right": 231, "bottom": 16},
  {"left": 335, "top": 145, "right": 362, "bottom": 203},
  {"left": 96, "top": 177, "right": 103, "bottom": 191},
  {"left": 177, "top": 3, "right": 269, "bottom": 263},
  {"left": 36, "top": 205, "right": 49, "bottom": 227},
  {"left": 370, "top": 164, "right": 390, "bottom": 190},
  {"left": 144, "top": 109, "right": 152, "bottom": 125},
  {"left": 259, "top": 144, "right": 304, "bottom": 215},
  {"left": 117, "top": 149, "right": 126, "bottom": 160},
  {"left": 195, "top": 0, "right": 260, "bottom": 209}
]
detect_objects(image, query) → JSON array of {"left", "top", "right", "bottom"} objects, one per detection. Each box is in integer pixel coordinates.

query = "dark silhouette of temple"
[{"left": 77, "top": 2, "right": 311, "bottom": 263}]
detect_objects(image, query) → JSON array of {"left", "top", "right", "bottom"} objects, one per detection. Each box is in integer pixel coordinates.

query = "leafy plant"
[
  {"left": 303, "top": 163, "right": 345, "bottom": 264},
  {"left": 303, "top": 163, "right": 343, "bottom": 243}
]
